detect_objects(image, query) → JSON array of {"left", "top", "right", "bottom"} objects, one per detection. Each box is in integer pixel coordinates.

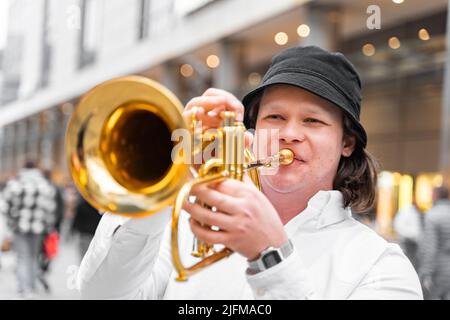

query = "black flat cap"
[{"left": 242, "top": 45, "right": 367, "bottom": 148}]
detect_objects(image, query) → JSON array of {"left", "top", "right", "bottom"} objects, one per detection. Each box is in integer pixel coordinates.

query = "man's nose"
[{"left": 279, "top": 122, "right": 304, "bottom": 144}]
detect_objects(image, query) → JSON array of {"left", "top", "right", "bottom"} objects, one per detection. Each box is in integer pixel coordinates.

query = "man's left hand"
[{"left": 184, "top": 176, "right": 288, "bottom": 261}]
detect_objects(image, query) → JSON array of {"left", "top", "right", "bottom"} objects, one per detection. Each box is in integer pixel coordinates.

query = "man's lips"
[
  {"left": 292, "top": 153, "right": 305, "bottom": 163},
  {"left": 282, "top": 155, "right": 305, "bottom": 166},
  {"left": 278, "top": 147, "right": 305, "bottom": 163},
  {"left": 278, "top": 157, "right": 304, "bottom": 170},
  {"left": 292, "top": 158, "right": 306, "bottom": 165}
]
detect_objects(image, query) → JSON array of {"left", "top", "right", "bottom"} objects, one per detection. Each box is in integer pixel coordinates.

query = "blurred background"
[{"left": 0, "top": 0, "right": 449, "bottom": 299}]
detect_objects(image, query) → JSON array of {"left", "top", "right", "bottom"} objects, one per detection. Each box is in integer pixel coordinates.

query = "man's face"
[{"left": 254, "top": 84, "right": 355, "bottom": 193}]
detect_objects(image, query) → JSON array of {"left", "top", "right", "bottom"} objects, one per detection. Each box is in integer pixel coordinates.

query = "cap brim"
[{"left": 242, "top": 72, "right": 367, "bottom": 148}]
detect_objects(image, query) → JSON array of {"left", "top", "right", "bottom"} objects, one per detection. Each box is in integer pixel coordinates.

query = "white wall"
[{"left": 48, "top": 0, "right": 81, "bottom": 85}]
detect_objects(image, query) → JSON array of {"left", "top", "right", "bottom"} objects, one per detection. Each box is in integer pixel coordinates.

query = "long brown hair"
[{"left": 333, "top": 116, "right": 379, "bottom": 213}]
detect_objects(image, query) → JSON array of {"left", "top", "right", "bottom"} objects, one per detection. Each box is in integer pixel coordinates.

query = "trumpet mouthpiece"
[{"left": 279, "top": 148, "right": 294, "bottom": 166}]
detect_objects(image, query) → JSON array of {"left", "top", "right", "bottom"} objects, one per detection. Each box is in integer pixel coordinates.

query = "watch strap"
[{"left": 247, "top": 240, "right": 294, "bottom": 273}]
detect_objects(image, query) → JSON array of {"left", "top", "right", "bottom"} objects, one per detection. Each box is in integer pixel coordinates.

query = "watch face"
[{"left": 262, "top": 251, "right": 282, "bottom": 268}]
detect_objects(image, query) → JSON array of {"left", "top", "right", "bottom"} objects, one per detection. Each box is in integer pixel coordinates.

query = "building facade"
[{"left": 0, "top": 0, "right": 448, "bottom": 204}]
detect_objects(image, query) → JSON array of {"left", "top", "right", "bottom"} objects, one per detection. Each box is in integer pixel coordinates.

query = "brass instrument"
[{"left": 66, "top": 76, "right": 293, "bottom": 281}]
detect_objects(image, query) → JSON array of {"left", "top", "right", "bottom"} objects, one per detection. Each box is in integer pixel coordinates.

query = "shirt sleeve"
[
  {"left": 77, "top": 207, "right": 173, "bottom": 299},
  {"left": 246, "top": 247, "right": 316, "bottom": 299},
  {"left": 348, "top": 244, "right": 423, "bottom": 300},
  {"left": 246, "top": 243, "right": 423, "bottom": 300}
]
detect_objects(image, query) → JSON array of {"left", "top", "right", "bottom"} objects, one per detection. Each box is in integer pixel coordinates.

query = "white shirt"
[{"left": 77, "top": 190, "right": 423, "bottom": 300}]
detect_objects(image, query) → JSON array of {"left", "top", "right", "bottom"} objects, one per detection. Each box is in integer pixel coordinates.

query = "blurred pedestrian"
[
  {"left": 0, "top": 195, "right": 10, "bottom": 270},
  {"left": 2, "top": 160, "right": 58, "bottom": 297},
  {"left": 36, "top": 170, "right": 65, "bottom": 293},
  {"left": 418, "top": 185, "right": 450, "bottom": 299},
  {"left": 42, "top": 170, "right": 65, "bottom": 234},
  {"left": 393, "top": 201, "right": 422, "bottom": 268},
  {"left": 71, "top": 193, "right": 101, "bottom": 262}
]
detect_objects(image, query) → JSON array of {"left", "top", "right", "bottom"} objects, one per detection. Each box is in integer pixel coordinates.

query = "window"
[
  {"left": 138, "top": 0, "right": 151, "bottom": 40},
  {"left": 40, "top": 0, "right": 51, "bottom": 88},
  {"left": 79, "top": 0, "right": 98, "bottom": 68}
]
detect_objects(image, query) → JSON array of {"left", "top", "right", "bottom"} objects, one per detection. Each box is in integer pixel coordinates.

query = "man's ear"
[{"left": 342, "top": 135, "right": 356, "bottom": 157}]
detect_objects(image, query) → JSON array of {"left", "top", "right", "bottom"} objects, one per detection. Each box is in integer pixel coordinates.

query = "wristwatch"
[{"left": 247, "top": 240, "right": 294, "bottom": 274}]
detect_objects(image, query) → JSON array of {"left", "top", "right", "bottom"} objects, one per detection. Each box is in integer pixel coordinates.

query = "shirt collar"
[{"left": 284, "top": 190, "right": 351, "bottom": 237}]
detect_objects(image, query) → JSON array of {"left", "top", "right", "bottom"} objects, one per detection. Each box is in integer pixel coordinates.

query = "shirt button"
[{"left": 256, "top": 288, "right": 266, "bottom": 296}]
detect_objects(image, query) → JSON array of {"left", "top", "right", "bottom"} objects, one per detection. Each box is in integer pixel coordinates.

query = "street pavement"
[{"left": 0, "top": 232, "right": 82, "bottom": 300}]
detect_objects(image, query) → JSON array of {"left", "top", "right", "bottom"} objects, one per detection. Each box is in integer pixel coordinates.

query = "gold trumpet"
[{"left": 66, "top": 76, "right": 293, "bottom": 281}]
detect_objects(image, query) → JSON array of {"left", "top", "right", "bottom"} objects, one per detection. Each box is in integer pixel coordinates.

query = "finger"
[
  {"left": 185, "top": 96, "right": 227, "bottom": 113},
  {"left": 184, "top": 103, "right": 225, "bottom": 130},
  {"left": 190, "top": 218, "right": 227, "bottom": 245},
  {"left": 211, "top": 177, "right": 260, "bottom": 196},
  {"left": 242, "top": 174, "right": 259, "bottom": 189},
  {"left": 183, "top": 107, "right": 205, "bottom": 123},
  {"left": 184, "top": 109, "right": 222, "bottom": 131},
  {"left": 244, "top": 131, "right": 254, "bottom": 149},
  {"left": 203, "top": 87, "right": 237, "bottom": 98},
  {"left": 209, "top": 178, "right": 254, "bottom": 198},
  {"left": 183, "top": 107, "right": 222, "bottom": 131},
  {"left": 202, "top": 88, "right": 243, "bottom": 107},
  {"left": 202, "top": 88, "right": 244, "bottom": 121},
  {"left": 184, "top": 200, "right": 235, "bottom": 231},
  {"left": 191, "top": 183, "right": 243, "bottom": 215}
]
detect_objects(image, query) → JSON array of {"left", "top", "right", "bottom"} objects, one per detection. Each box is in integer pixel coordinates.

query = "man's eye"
[
  {"left": 304, "top": 118, "right": 322, "bottom": 123},
  {"left": 265, "top": 114, "right": 284, "bottom": 120}
]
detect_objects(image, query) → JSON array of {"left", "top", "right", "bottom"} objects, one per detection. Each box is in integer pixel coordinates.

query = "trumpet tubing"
[
  {"left": 66, "top": 76, "right": 293, "bottom": 281},
  {"left": 66, "top": 76, "right": 189, "bottom": 217}
]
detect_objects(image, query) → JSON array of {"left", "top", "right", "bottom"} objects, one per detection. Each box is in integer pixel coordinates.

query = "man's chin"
[{"left": 262, "top": 175, "right": 304, "bottom": 193}]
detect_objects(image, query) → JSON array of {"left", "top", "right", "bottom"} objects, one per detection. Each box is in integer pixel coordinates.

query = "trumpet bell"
[{"left": 66, "top": 76, "right": 190, "bottom": 217}]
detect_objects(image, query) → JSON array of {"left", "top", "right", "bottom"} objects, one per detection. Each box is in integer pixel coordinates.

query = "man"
[
  {"left": 419, "top": 186, "right": 450, "bottom": 299},
  {"left": 37, "top": 170, "right": 65, "bottom": 293},
  {"left": 77, "top": 46, "right": 422, "bottom": 299},
  {"left": 2, "top": 160, "right": 58, "bottom": 297}
]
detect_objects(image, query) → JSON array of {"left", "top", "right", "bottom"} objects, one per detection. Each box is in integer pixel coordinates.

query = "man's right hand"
[
  {"left": 184, "top": 88, "right": 245, "bottom": 130},
  {"left": 183, "top": 88, "right": 253, "bottom": 147}
]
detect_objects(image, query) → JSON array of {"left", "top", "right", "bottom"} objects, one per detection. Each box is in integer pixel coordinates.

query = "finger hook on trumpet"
[{"left": 245, "top": 148, "right": 294, "bottom": 170}]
